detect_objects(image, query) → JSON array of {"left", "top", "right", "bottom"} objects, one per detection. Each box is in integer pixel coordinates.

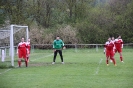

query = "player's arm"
[
  {"left": 61, "top": 40, "right": 66, "bottom": 49},
  {"left": 103, "top": 43, "right": 107, "bottom": 54},
  {"left": 112, "top": 41, "right": 116, "bottom": 50},
  {"left": 104, "top": 47, "right": 106, "bottom": 54},
  {"left": 104, "top": 48, "right": 106, "bottom": 54},
  {"left": 16, "top": 47, "right": 18, "bottom": 54},
  {"left": 53, "top": 40, "right": 56, "bottom": 48},
  {"left": 25, "top": 43, "right": 29, "bottom": 54},
  {"left": 16, "top": 44, "right": 20, "bottom": 54},
  {"left": 53, "top": 40, "right": 56, "bottom": 52},
  {"left": 121, "top": 40, "right": 123, "bottom": 48}
]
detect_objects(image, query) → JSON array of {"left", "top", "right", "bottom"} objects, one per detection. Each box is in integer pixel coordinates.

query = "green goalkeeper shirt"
[{"left": 53, "top": 39, "right": 64, "bottom": 49}]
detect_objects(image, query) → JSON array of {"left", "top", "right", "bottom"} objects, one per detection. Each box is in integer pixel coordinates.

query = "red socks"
[
  {"left": 18, "top": 59, "right": 28, "bottom": 67},
  {"left": 25, "top": 58, "right": 28, "bottom": 67},
  {"left": 18, "top": 61, "right": 21, "bottom": 67},
  {"left": 111, "top": 58, "right": 116, "bottom": 65},
  {"left": 120, "top": 56, "right": 123, "bottom": 61},
  {"left": 27, "top": 57, "right": 29, "bottom": 62},
  {"left": 106, "top": 60, "right": 109, "bottom": 64}
]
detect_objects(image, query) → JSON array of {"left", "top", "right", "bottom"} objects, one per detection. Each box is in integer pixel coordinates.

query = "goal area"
[{"left": 0, "top": 25, "right": 29, "bottom": 66}]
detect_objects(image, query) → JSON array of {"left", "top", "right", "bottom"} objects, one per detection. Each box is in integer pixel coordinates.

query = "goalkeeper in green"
[{"left": 52, "top": 36, "right": 65, "bottom": 64}]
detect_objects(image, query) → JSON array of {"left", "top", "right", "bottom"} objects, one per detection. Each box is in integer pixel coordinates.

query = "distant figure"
[
  {"left": 26, "top": 38, "right": 31, "bottom": 62},
  {"left": 52, "top": 36, "right": 65, "bottom": 64},
  {"left": 17, "top": 38, "right": 28, "bottom": 67},
  {"left": 104, "top": 37, "right": 116, "bottom": 66},
  {"left": 114, "top": 35, "right": 124, "bottom": 63}
]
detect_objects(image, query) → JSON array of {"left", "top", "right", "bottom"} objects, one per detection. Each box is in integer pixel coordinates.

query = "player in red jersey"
[
  {"left": 114, "top": 35, "right": 124, "bottom": 63},
  {"left": 17, "top": 38, "right": 28, "bottom": 67},
  {"left": 26, "top": 38, "right": 31, "bottom": 62},
  {"left": 104, "top": 37, "right": 116, "bottom": 66},
  {"left": 109, "top": 37, "right": 115, "bottom": 62}
]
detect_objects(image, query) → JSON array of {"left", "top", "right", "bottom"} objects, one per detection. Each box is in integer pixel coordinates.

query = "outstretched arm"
[
  {"left": 104, "top": 44, "right": 106, "bottom": 54},
  {"left": 16, "top": 44, "right": 19, "bottom": 54}
]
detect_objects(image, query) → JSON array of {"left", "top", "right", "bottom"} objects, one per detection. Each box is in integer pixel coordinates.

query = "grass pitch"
[{"left": 0, "top": 48, "right": 133, "bottom": 88}]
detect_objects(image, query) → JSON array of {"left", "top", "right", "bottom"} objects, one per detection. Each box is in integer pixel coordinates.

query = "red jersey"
[
  {"left": 105, "top": 41, "right": 114, "bottom": 51},
  {"left": 18, "top": 42, "right": 27, "bottom": 50},
  {"left": 26, "top": 42, "right": 30, "bottom": 55},
  {"left": 104, "top": 41, "right": 115, "bottom": 57},
  {"left": 18, "top": 42, "right": 27, "bottom": 58},
  {"left": 26, "top": 42, "right": 30, "bottom": 51},
  {"left": 111, "top": 40, "right": 115, "bottom": 44},
  {"left": 114, "top": 39, "right": 123, "bottom": 49}
]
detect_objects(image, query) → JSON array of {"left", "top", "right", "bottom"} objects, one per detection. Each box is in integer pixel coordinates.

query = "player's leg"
[
  {"left": 110, "top": 52, "right": 117, "bottom": 66},
  {"left": 27, "top": 53, "right": 30, "bottom": 62},
  {"left": 119, "top": 52, "right": 123, "bottom": 62},
  {"left": 109, "top": 58, "right": 112, "bottom": 63},
  {"left": 110, "top": 49, "right": 116, "bottom": 62},
  {"left": 106, "top": 56, "right": 109, "bottom": 66},
  {"left": 106, "top": 51, "right": 109, "bottom": 66},
  {"left": 118, "top": 49, "right": 124, "bottom": 62},
  {"left": 18, "top": 58, "right": 22, "bottom": 67},
  {"left": 24, "top": 58, "right": 28, "bottom": 67},
  {"left": 110, "top": 55, "right": 116, "bottom": 66},
  {"left": 26, "top": 54, "right": 28, "bottom": 62},
  {"left": 52, "top": 50, "right": 58, "bottom": 64},
  {"left": 58, "top": 50, "right": 64, "bottom": 64},
  {"left": 27, "top": 50, "right": 30, "bottom": 62},
  {"left": 110, "top": 57, "right": 116, "bottom": 66},
  {"left": 23, "top": 50, "right": 28, "bottom": 67}
]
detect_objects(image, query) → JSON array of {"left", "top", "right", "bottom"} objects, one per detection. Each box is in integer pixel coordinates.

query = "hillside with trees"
[{"left": 0, "top": 0, "right": 133, "bottom": 44}]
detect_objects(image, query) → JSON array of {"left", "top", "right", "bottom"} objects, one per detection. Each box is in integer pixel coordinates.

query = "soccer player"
[
  {"left": 104, "top": 37, "right": 116, "bottom": 66},
  {"left": 114, "top": 35, "right": 124, "bottom": 62},
  {"left": 52, "top": 36, "right": 65, "bottom": 64},
  {"left": 17, "top": 38, "right": 28, "bottom": 67},
  {"left": 26, "top": 38, "right": 31, "bottom": 62},
  {"left": 110, "top": 37, "right": 115, "bottom": 62}
]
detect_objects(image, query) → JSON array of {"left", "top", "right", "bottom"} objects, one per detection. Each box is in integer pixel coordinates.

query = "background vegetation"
[{"left": 0, "top": 0, "right": 133, "bottom": 44}]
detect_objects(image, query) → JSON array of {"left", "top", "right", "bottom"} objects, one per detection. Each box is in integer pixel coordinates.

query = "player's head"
[
  {"left": 112, "top": 37, "right": 114, "bottom": 40},
  {"left": 56, "top": 36, "right": 60, "bottom": 40},
  {"left": 108, "top": 37, "right": 111, "bottom": 42},
  {"left": 21, "top": 38, "right": 24, "bottom": 42},
  {"left": 117, "top": 35, "right": 121, "bottom": 39},
  {"left": 28, "top": 38, "right": 30, "bottom": 42}
]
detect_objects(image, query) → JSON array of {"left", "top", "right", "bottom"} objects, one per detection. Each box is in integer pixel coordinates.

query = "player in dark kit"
[{"left": 52, "top": 36, "right": 65, "bottom": 64}]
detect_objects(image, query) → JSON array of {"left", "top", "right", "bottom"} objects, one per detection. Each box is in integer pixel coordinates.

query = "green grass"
[{"left": 0, "top": 48, "right": 133, "bottom": 88}]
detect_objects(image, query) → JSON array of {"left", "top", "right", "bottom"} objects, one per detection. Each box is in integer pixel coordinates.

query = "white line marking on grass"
[
  {"left": 0, "top": 69, "right": 12, "bottom": 75},
  {"left": 94, "top": 58, "right": 103, "bottom": 75},
  {"left": 0, "top": 63, "right": 25, "bottom": 75},
  {"left": 0, "top": 54, "right": 53, "bottom": 75}
]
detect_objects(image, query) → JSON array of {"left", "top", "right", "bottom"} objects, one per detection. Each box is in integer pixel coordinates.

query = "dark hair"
[{"left": 117, "top": 34, "right": 121, "bottom": 38}]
